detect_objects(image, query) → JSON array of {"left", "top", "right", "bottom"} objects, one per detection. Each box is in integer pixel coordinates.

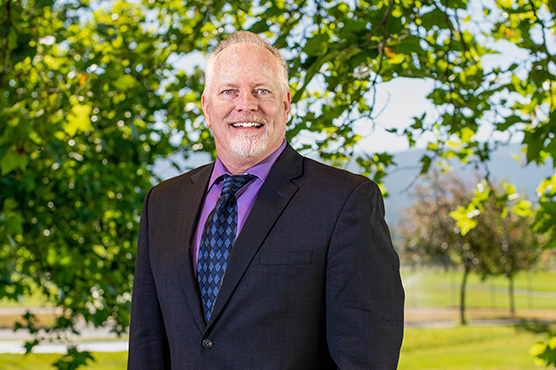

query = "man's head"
[{"left": 202, "top": 31, "right": 291, "bottom": 174}]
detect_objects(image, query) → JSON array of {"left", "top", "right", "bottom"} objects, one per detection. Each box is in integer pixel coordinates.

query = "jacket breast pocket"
[{"left": 259, "top": 251, "right": 313, "bottom": 265}]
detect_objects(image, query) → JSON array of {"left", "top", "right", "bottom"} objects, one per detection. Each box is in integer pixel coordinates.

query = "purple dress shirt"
[{"left": 191, "top": 140, "right": 287, "bottom": 273}]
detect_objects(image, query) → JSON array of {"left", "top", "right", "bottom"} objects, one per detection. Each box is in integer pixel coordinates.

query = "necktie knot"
[{"left": 220, "top": 174, "right": 255, "bottom": 198}]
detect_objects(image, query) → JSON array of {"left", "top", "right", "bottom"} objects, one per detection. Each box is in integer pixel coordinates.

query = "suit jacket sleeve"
[
  {"left": 128, "top": 188, "right": 171, "bottom": 369},
  {"left": 326, "top": 180, "right": 404, "bottom": 369}
]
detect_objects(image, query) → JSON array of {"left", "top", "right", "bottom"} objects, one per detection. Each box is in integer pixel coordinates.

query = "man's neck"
[
  {"left": 218, "top": 140, "right": 286, "bottom": 175},
  {"left": 219, "top": 158, "right": 259, "bottom": 175}
]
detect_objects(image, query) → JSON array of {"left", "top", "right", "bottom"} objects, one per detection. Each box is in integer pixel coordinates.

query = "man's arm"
[
  {"left": 128, "top": 189, "right": 170, "bottom": 369},
  {"left": 326, "top": 180, "right": 404, "bottom": 369}
]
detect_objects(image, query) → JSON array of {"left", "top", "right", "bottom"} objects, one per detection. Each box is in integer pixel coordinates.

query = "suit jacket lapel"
[
  {"left": 174, "top": 163, "right": 213, "bottom": 332},
  {"left": 205, "top": 145, "right": 304, "bottom": 329}
]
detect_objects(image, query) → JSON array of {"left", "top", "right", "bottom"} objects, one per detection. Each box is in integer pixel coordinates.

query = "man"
[{"left": 128, "top": 31, "right": 404, "bottom": 369}]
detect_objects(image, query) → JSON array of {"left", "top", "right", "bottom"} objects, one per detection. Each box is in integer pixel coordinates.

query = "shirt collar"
[{"left": 207, "top": 139, "right": 287, "bottom": 191}]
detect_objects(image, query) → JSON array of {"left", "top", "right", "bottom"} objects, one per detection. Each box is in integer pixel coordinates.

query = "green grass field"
[
  {"left": 3, "top": 269, "right": 555, "bottom": 310},
  {"left": 399, "top": 325, "right": 549, "bottom": 370},
  {"left": 0, "top": 352, "right": 127, "bottom": 370},
  {"left": 0, "top": 325, "right": 550, "bottom": 369},
  {"left": 403, "top": 269, "right": 556, "bottom": 310}
]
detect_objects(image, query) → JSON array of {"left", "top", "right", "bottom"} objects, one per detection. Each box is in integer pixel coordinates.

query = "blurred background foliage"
[
  {"left": 0, "top": 0, "right": 555, "bottom": 368},
  {"left": 399, "top": 172, "right": 543, "bottom": 325}
]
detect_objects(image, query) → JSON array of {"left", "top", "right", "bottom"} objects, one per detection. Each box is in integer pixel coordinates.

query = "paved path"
[
  {"left": 0, "top": 316, "right": 129, "bottom": 354},
  {"left": 0, "top": 338, "right": 128, "bottom": 354},
  {"left": 0, "top": 319, "right": 528, "bottom": 354},
  {"left": 1, "top": 306, "right": 555, "bottom": 354}
]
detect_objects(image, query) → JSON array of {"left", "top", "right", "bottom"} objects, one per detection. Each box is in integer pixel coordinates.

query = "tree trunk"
[
  {"left": 460, "top": 267, "right": 469, "bottom": 325},
  {"left": 509, "top": 275, "right": 515, "bottom": 317}
]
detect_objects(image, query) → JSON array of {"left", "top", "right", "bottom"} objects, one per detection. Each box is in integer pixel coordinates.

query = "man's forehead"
[{"left": 214, "top": 42, "right": 277, "bottom": 66}]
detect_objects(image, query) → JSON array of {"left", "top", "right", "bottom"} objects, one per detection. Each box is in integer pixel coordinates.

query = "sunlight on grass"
[
  {"left": 399, "top": 325, "right": 548, "bottom": 370},
  {"left": 0, "top": 352, "right": 127, "bottom": 370}
]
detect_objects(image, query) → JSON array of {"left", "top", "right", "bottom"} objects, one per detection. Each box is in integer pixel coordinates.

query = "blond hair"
[{"left": 204, "top": 31, "right": 289, "bottom": 94}]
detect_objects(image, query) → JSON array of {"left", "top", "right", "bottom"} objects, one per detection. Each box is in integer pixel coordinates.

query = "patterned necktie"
[{"left": 197, "top": 174, "right": 255, "bottom": 321}]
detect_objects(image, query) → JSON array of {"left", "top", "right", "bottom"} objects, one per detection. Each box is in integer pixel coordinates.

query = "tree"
[
  {"left": 400, "top": 173, "right": 542, "bottom": 323},
  {"left": 452, "top": 181, "right": 543, "bottom": 314},
  {"left": 1, "top": 0, "right": 181, "bottom": 367},
  {"left": 400, "top": 173, "right": 490, "bottom": 324},
  {"left": 478, "top": 184, "right": 542, "bottom": 316},
  {"left": 1, "top": 0, "right": 555, "bottom": 367}
]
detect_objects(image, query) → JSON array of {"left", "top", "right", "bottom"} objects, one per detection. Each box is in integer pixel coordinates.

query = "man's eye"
[
  {"left": 221, "top": 89, "right": 234, "bottom": 95},
  {"left": 257, "top": 89, "right": 270, "bottom": 95}
]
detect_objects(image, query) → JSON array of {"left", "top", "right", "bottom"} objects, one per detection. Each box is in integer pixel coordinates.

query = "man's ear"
[
  {"left": 201, "top": 93, "right": 211, "bottom": 128},
  {"left": 283, "top": 90, "right": 291, "bottom": 117}
]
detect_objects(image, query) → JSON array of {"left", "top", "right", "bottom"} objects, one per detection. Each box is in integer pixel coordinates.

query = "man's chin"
[
  {"left": 231, "top": 145, "right": 267, "bottom": 159},
  {"left": 229, "top": 136, "right": 268, "bottom": 159}
]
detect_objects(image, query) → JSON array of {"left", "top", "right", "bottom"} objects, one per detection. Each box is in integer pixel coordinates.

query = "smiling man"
[
  {"left": 127, "top": 31, "right": 404, "bottom": 370},
  {"left": 201, "top": 37, "right": 290, "bottom": 174}
]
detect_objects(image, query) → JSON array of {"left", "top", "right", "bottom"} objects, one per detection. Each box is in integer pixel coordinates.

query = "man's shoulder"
[
  {"left": 277, "top": 144, "right": 373, "bottom": 188},
  {"left": 150, "top": 162, "right": 213, "bottom": 196},
  {"left": 302, "top": 156, "right": 376, "bottom": 189}
]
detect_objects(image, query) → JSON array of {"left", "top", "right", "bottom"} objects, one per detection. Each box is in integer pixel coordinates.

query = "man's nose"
[{"left": 235, "top": 91, "right": 258, "bottom": 112}]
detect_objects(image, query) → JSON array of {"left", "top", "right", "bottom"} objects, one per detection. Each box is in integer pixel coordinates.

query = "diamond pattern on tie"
[{"left": 197, "top": 174, "right": 255, "bottom": 321}]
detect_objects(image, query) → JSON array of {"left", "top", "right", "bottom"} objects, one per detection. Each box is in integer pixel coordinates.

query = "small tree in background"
[
  {"left": 451, "top": 181, "right": 544, "bottom": 316},
  {"left": 400, "top": 172, "right": 542, "bottom": 324},
  {"left": 399, "top": 172, "right": 490, "bottom": 325},
  {"left": 479, "top": 184, "right": 542, "bottom": 316}
]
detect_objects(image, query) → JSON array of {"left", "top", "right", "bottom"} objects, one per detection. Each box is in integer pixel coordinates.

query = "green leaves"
[
  {"left": 52, "top": 347, "right": 94, "bottom": 370},
  {"left": 419, "top": 155, "right": 432, "bottom": 175},
  {"left": 112, "top": 74, "right": 138, "bottom": 91},
  {"left": 0, "top": 1, "right": 190, "bottom": 367},
  {"left": 450, "top": 205, "right": 479, "bottom": 236},
  {"left": 0, "top": 149, "right": 29, "bottom": 175},
  {"left": 65, "top": 104, "right": 93, "bottom": 136},
  {"left": 531, "top": 336, "right": 556, "bottom": 368},
  {"left": 303, "top": 33, "right": 329, "bottom": 57}
]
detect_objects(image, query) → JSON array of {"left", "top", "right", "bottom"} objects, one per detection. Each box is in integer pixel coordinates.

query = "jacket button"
[{"left": 202, "top": 339, "right": 213, "bottom": 349}]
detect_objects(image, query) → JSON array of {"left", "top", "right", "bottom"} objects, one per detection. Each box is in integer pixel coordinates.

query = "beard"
[{"left": 229, "top": 127, "right": 270, "bottom": 158}]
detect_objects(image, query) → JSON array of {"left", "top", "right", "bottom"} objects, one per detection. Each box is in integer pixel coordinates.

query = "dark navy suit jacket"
[{"left": 127, "top": 144, "right": 404, "bottom": 369}]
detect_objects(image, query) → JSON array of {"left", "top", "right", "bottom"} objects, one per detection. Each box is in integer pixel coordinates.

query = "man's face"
[{"left": 202, "top": 43, "right": 291, "bottom": 171}]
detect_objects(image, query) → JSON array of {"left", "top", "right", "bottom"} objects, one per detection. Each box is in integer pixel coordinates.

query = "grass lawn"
[
  {"left": 4, "top": 269, "right": 555, "bottom": 311},
  {"left": 399, "top": 325, "right": 549, "bottom": 370},
  {"left": 0, "top": 325, "right": 550, "bottom": 369},
  {"left": 402, "top": 269, "right": 556, "bottom": 310},
  {"left": 0, "top": 352, "right": 127, "bottom": 370}
]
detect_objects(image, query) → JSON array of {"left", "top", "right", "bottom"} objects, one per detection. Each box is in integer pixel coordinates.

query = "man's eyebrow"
[{"left": 216, "top": 83, "right": 273, "bottom": 90}]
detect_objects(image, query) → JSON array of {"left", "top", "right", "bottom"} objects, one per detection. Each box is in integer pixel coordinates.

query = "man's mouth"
[{"left": 231, "top": 122, "right": 263, "bottom": 128}]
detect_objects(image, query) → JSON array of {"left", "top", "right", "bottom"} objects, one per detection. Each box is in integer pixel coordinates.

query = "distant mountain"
[
  {"left": 153, "top": 143, "right": 553, "bottom": 227},
  {"left": 382, "top": 144, "right": 553, "bottom": 226}
]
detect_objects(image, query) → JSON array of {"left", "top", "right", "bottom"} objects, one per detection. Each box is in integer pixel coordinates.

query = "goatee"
[{"left": 230, "top": 129, "right": 269, "bottom": 158}]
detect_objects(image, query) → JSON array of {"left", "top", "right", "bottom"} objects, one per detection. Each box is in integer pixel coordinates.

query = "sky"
[{"left": 355, "top": 78, "right": 436, "bottom": 153}]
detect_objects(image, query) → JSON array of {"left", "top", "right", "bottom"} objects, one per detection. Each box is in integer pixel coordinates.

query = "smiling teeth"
[{"left": 232, "top": 122, "right": 262, "bottom": 128}]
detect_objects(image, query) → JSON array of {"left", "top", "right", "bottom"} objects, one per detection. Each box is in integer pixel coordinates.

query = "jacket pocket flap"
[{"left": 259, "top": 251, "right": 313, "bottom": 265}]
